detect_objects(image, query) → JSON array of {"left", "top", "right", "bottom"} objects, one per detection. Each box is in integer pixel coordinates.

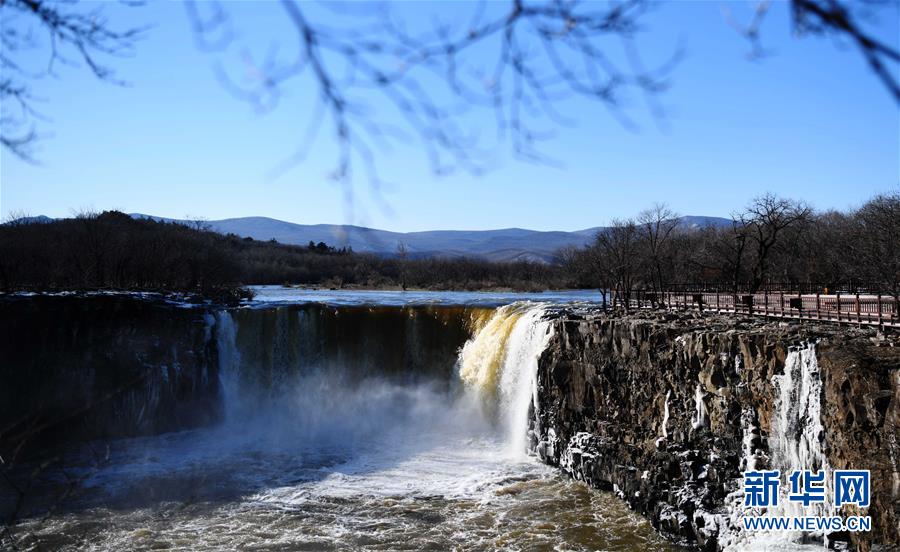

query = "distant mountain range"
[
  {"left": 126, "top": 213, "right": 731, "bottom": 263},
  {"left": 10, "top": 213, "right": 730, "bottom": 263}
]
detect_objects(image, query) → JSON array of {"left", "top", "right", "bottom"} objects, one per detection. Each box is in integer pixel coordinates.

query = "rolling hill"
[{"left": 127, "top": 214, "right": 730, "bottom": 263}]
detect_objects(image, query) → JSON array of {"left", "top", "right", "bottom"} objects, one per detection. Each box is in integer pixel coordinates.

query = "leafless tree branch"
[
  {"left": 793, "top": 0, "right": 900, "bottom": 101},
  {"left": 0, "top": 0, "right": 146, "bottom": 161},
  {"left": 728, "top": 0, "right": 899, "bottom": 99},
  {"left": 188, "top": 0, "right": 676, "bottom": 189}
]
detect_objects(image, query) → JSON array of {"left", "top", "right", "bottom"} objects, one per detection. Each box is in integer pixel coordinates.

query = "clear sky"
[{"left": 1, "top": 1, "right": 897, "bottom": 231}]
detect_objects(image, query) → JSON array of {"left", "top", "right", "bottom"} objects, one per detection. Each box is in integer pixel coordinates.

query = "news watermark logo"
[{"left": 742, "top": 469, "right": 872, "bottom": 532}]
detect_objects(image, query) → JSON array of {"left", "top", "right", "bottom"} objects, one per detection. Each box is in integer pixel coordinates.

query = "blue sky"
[{"left": 1, "top": 1, "right": 897, "bottom": 231}]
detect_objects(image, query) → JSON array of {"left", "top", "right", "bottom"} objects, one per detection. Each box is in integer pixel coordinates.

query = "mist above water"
[{"left": 205, "top": 303, "right": 555, "bottom": 497}]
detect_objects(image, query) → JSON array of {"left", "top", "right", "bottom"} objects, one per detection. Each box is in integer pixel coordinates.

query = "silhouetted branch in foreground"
[
  {"left": 793, "top": 0, "right": 900, "bottom": 101},
  {"left": 0, "top": 0, "right": 145, "bottom": 161},
  {"left": 3, "top": 0, "right": 896, "bottom": 179},
  {"left": 728, "top": 0, "right": 900, "bottom": 100},
  {"left": 186, "top": 0, "right": 679, "bottom": 189}
]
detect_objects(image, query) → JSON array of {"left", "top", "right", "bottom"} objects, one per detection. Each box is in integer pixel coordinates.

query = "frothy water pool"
[
  {"left": 7, "top": 298, "right": 674, "bottom": 551},
  {"left": 12, "top": 381, "right": 672, "bottom": 551}
]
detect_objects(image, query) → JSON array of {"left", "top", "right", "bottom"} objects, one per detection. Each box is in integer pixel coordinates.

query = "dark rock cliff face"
[
  {"left": 533, "top": 312, "right": 900, "bottom": 551},
  {"left": 226, "top": 304, "right": 485, "bottom": 384},
  {"left": 0, "top": 297, "right": 486, "bottom": 460},
  {"left": 0, "top": 295, "right": 221, "bottom": 460}
]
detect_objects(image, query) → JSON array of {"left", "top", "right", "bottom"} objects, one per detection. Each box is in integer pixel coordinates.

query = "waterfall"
[
  {"left": 721, "top": 342, "right": 833, "bottom": 550},
  {"left": 457, "top": 304, "right": 524, "bottom": 395},
  {"left": 214, "top": 310, "right": 241, "bottom": 419},
  {"left": 772, "top": 343, "right": 829, "bottom": 478},
  {"left": 691, "top": 384, "right": 709, "bottom": 430},
  {"left": 769, "top": 342, "right": 833, "bottom": 529},
  {"left": 211, "top": 303, "right": 555, "bottom": 462},
  {"left": 456, "top": 303, "right": 555, "bottom": 457}
]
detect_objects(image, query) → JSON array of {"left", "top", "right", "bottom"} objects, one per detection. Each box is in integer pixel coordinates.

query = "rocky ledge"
[
  {"left": 0, "top": 295, "right": 221, "bottom": 460},
  {"left": 533, "top": 311, "right": 899, "bottom": 551}
]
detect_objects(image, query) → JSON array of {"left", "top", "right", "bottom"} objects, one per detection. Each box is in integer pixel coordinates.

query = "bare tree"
[
  {"left": 741, "top": 193, "right": 812, "bottom": 292},
  {"left": 636, "top": 203, "right": 678, "bottom": 295},
  {"left": 396, "top": 241, "right": 409, "bottom": 290},
  {"left": 593, "top": 218, "right": 640, "bottom": 310},
  {"left": 726, "top": 214, "right": 752, "bottom": 291},
  {"left": 1, "top": 210, "right": 34, "bottom": 226},
  {"left": 184, "top": 216, "right": 211, "bottom": 232},
  {"left": 563, "top": 192, "right": 898, "bottom": 297},
  {"left": 853, "top": 191, "right": 900, "bottom": 299},
  {"left": 804, "top": 209, "right": 854, "bottom": 285}
]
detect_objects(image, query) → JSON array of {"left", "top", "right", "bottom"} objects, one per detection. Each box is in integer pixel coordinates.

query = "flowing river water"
[{"left": 8, "top": 290, "right": 675, "bottom": 551}]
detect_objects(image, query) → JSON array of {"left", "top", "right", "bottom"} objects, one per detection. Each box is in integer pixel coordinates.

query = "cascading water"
[
  {"left": 768, "top": 342, "right": 834, "bottom": 540},
  {"left": 771, "top": 343, "right": 830, "bottom": 483},
  {"left": 218, "top": 302, "right": 555, "bottom": 458},
  {"left": 214, "top": 310, "right": 241, "bottom": 419},
  {"left": 457, "top": 303, "right": 555, "bottom": 456},
  {"left": 721, "top": 341, "right": 834, "bottom": 551}
]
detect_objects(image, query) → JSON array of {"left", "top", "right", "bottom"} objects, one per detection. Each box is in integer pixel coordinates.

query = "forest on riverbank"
[
  {"left": 0, "top": 211, "right": 566, "bottom": 300},
  {"left": 1, "top": 191, "right": 896, "bottom": 302},
  {"left": 563, "top": 191, "right": 899, "bottom": 301}
]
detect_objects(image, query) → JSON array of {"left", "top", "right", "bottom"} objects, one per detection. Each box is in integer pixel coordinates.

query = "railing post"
[
  {"left": 877, "top": 294, "right": 883, "bottom": 327},
  {"left": 716, "top": 290, "right": 720, "bottom": 312},
  {"left": 764, "top": 289, "right": 769, "bottom": 318},
  {"left": 779, "top": 291, "right": 784, "bottom": 318},
  {"left": 836, "top": 292, "right": 842, "bottom": 325},
  {"left": 856, "top": 293, "right": 861, "bottom": 327},
  {"left": 815, "top": 292, "right": 820, "bottom": 320}
]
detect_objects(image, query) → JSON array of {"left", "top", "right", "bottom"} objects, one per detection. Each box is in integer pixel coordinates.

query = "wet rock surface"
[
  {"left": 0, "top": 295, "right": 221, "bottom": 460},
  {"left": 533, "top": 311, "right": 900, "bottom": 551},
  {"left": 0, "top": 297, "right": 482, "bottom": 460}
]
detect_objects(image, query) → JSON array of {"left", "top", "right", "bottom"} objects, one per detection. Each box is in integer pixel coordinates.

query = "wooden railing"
[
  {"left": 660, "top": 282, "right": 887, "bottom": 295},
  {"left": 617, "top": 290, "right": 899, "bottom": 329}
]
